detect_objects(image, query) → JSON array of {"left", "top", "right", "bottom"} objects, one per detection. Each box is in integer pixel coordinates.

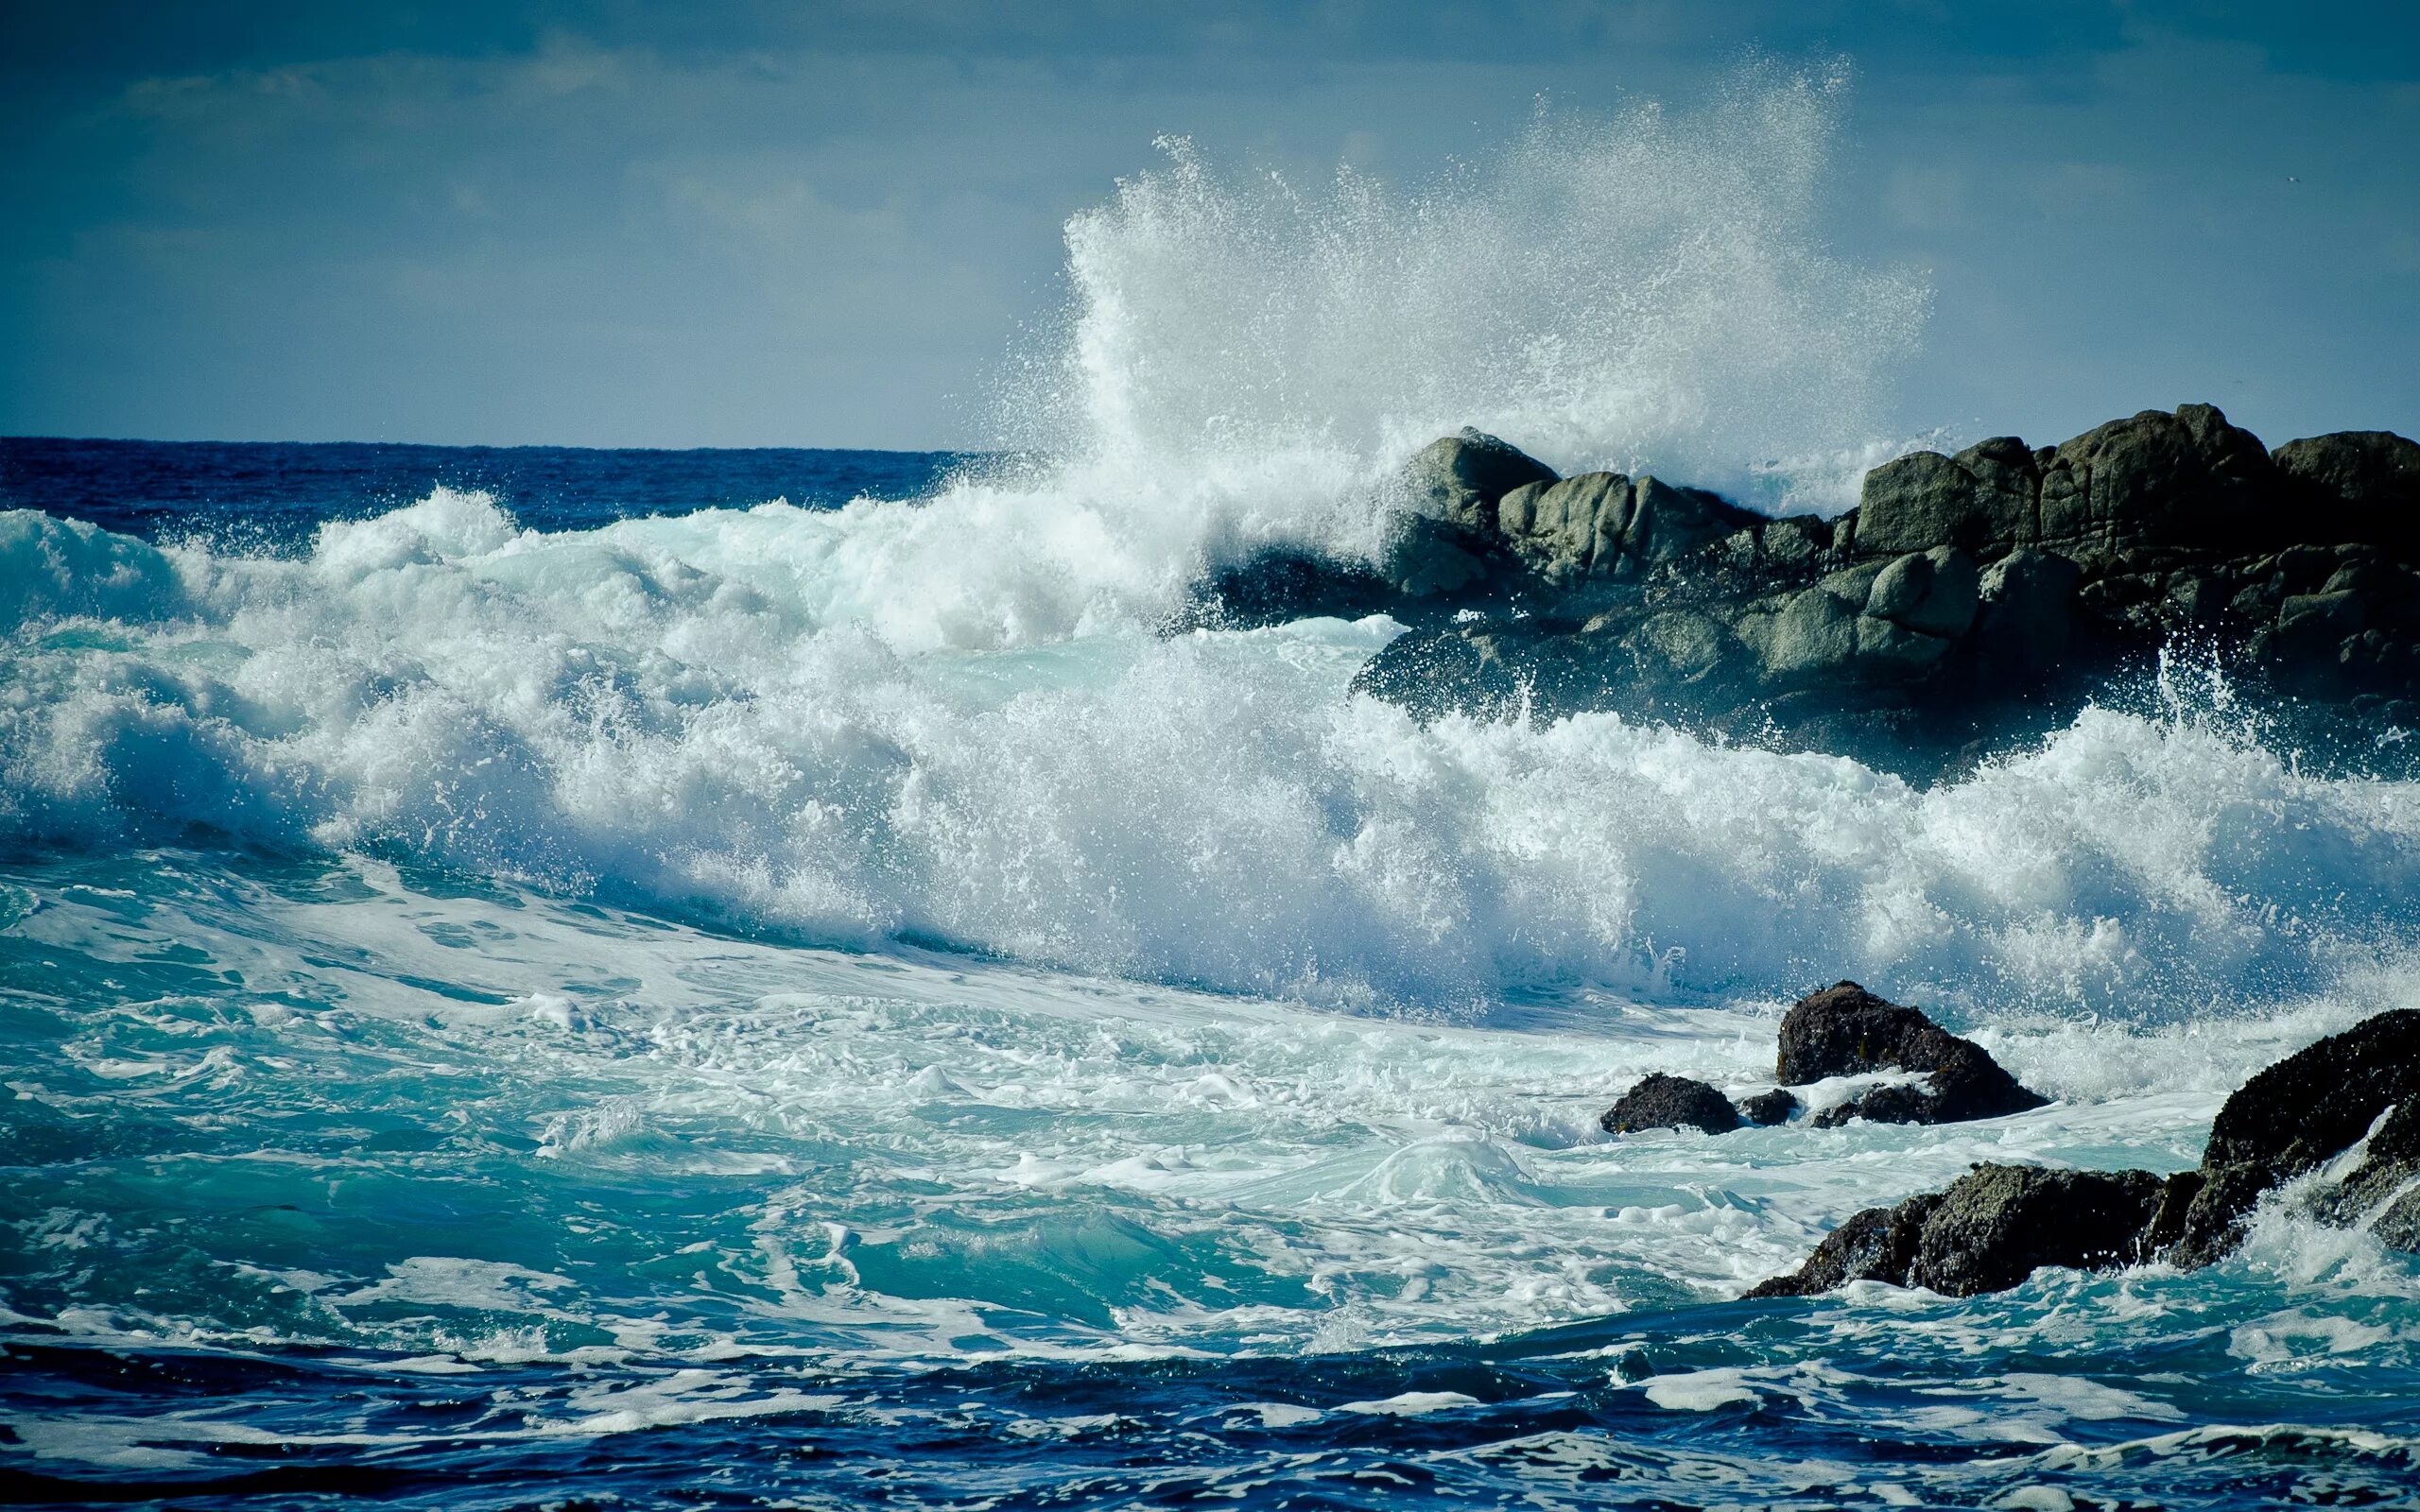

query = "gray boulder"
[
  {"left": 1390, "top": 428, "right": 1558, "bottom": 534},
  {"left": 1853, "top": 437, "right": 2041, "bottom": 558},
  {"left": 1600, "top": 1073, "right": 1742, "bottom": 1136},
  {"left": 1495, "top": 471, "right": 1760, "bottom": 587}
]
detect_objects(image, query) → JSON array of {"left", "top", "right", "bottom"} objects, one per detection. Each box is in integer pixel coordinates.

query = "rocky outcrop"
[
  {"left": 1750, "top": 1010, "right": 2420, "bottom": 1298},
  {"left": 1777, "top": 982, "right": 2049, "bottom": 1126},
  {"left": 1599, "top": 1073, "right": 1742, "bottom": 1135},
  {"left": 1209, "top": 405, "right": 2420, "bottom": 777}
]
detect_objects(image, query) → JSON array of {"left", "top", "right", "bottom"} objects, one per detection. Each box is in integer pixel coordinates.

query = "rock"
[
  {"left": 1738, "top": 1089, "right": 1800, "bottom": 1125},
  {"left": 1866, "top": 547, "right": 1981, "bottom": 639},
  {"left": 1909, "top": 1165, "right": 2166, "bottom": 1297},
  {"left": 2169, "top": 1008, "right": 2420, "bottom": 1264},
  {"left": 1497, "top": 472, "right": 1631, "bottom": 586},
  {"left": 1972, "top": 548, "right": 2083, "bottom": 674},
  {"left": 1380, "top": 513, "right": 1499, "bottom": 598},
  {"left": 1755, "top": 1007, "right": 2420, "bottom": 1300},
  {"left": 1600, "top": 1073, "right": 1742, "bottom": 1136},
  {"left": 1170, "top": 548, "right": 1395, "bottom": 631},
  {"left": 1390, "top": 429, "right": 1558, "bottom": 535},
  {"left": 1623, "top": 476, "right": 1761, "bottom": 568},
  {"left": 1854, "top": 437, "right": 2040, "bottom": 558},
  {"left": 1747, "top": 578, "right": 1864, "bottom": 681},
  {"left": 1746, "top": 1193, "right": 1942, "bottom": 1297},
  {"left": 2035, "top": 404, "right": 2277, "bottom": 558},
  {"left": 2273, "top": 431, "right": 2420, "bottom": 556},
  {"left": 1749, "top": 1164, "right": 2167, "bottom": 1299},
  {"left": 1778, "top": 982, "right": 2049, "bottom": 1126}
]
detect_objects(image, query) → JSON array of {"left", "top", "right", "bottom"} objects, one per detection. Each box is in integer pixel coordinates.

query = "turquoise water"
[{"left": 5, "top": 439, "right": 2420, "bottom": 1506}]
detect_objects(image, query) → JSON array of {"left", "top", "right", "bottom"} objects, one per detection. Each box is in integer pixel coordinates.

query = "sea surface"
[{"left": 8, "top": 77, "right": 2420, "bottom": 1511}]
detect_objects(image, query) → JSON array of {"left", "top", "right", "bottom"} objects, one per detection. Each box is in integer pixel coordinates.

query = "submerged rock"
[
  {"left": 1600, "top": 1073, "right": 1741, "bottom": 1136},
  {"left": 1776, "top": 982, "right": 2049, "bottom": 1126}
]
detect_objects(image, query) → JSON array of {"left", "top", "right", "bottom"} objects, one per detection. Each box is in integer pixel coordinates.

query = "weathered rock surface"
[
  {"left": 1600, "top": 1073, "right": 1741, "bottom": 1136},
  {"left": 1183, "top": 405, "right": 2420, "bottom": 777},
  {"left": 1777, "top": 982, "right": 2049, "bottom": 1126},
  {"left": 1751, "top": 1009, "right": 2420, "bottom": 1298}
]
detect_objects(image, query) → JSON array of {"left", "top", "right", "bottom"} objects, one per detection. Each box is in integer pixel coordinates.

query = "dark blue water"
[
  {"left": 0, "top": 436, "right": 968, "bottom": 546},
  {"left": 5, "top": 441, "right": 2420, "bottom": 1510}
]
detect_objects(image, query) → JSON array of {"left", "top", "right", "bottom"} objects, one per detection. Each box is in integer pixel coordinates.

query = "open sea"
[{"left": 7, "top": 78, "right": 2420, "bottom": 1512}]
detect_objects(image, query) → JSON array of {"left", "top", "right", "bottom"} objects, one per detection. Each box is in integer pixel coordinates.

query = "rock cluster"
[
  {"left": 1749, "top": 1009, "right": 2420, "bottom": 1298},
  {"left": 1184, "top": 407, "right": 2420, "bottom": 773},
  {"left": 1597, "top": 983, "right": 2047, "bottom": 1136}
]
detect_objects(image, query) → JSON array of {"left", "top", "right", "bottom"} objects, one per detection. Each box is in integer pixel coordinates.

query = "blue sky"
[{"left": 3, "top": 2, "right": 2415, "bottom": 451}]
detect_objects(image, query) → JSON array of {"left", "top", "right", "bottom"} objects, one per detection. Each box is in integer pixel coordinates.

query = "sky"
[{"left": 3, "top": 2, "right": 2416, "bottom": 453}]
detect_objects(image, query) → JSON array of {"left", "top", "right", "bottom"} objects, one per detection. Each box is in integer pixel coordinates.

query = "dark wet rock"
[
  {"left": 2169, "top": 1008, "right": 2420, "bottom": 1265},
  {"left": 1753, "top": 1008, "right": 2420, "bottom": 1301},
  {"left": 1738, "top": 1089, "right": 1800, "bottom": 1126},
  {"left": 1600, "top": 1073, "right": 1742, "bottom": 1136},
  {"left": 1746, "top": 1192, "right": 1942, "bottom": 1298},
  {"left": 2273, "top": 431, "right": 2420, "bottom": 556},
  {"left": 1749, "top": 1165, "right": 2165, "bottom": 1298},
  {"left": 1167, "top": 548, "right": 1396, "bottom": 631},
  {"left": 1910, "top": 1165, "right": 2166, "bottom": 1297},
  {"left": 1778, "top": 982, "right": 2049, "bottom": 1126},
  {"left": 1251, "top": 407, "right": 2420, "bottom": 777},
  {"left": 1971, "top": 548, "right": 2083, "bottom": 675}
]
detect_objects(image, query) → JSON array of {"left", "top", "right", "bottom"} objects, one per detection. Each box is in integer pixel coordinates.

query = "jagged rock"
[
  {"left": 1749, "top": 1165, "right": 2165, "bottom": 1298},
  {"left": 1910, "top": 1165, "right": 2166, "bottom": 1297},
  {"left": 1380, "top": 513, "right": 1499, "bottom": 598},
  {"left": 1495, "top": 472, "right": 1761, "bottom": 588},
  {"left": 1600, "top": 1073, "right": 1742, "bottom": 1135},
  {"left": 1753, "top": 1008, "right": 2420, "bottom": 1301},
  {"left": 1497, "top": 472, "right": 1631, "bottom": 586},
  {"left": 2169, "top": 1008, "right": 2420, "bottom": 1264},
  {"left": 1777, "top": 982, "right": 2049, "bottom": 1126},
  {"left": 1738, "top": 1089, "right": 1800, "bottom": 1125}
]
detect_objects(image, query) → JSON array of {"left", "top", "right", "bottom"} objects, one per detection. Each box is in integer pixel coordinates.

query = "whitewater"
[{"left": 6, "top": 70, "right": 2420, "bottom": 1509}]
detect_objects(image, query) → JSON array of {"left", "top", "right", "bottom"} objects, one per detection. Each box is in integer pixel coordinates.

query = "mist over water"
[{"left": 5, "top": 67, "right": 2420, "bottom": 1511}]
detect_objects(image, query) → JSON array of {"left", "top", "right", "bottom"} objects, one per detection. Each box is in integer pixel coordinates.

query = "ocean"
[{"left": 7, "top": 81, "right": 2420, "bottom": 1510}]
